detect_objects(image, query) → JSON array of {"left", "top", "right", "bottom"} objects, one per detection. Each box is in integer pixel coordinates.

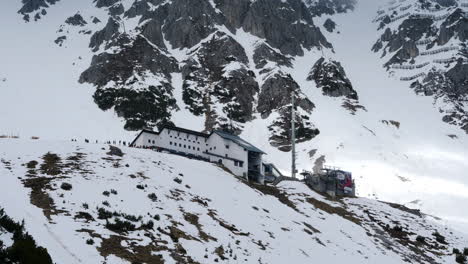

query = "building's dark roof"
[
  {"left": 214, "top": 131, "right": 266, "bottom": 154},
  {"left": 131, "top": 126, "right": 265, "bottom": 155},
  {"left": 162, "top": 125, "right": 209, "bottom": 138}
]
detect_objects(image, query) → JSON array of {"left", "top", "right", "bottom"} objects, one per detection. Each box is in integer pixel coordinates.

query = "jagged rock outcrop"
[
  {"left": 18, "top": 0, "right": 60, "bottom": 21},
  {"left": 181, "top": 32, "right": 257, "bottom": 132},
  {"left": 308, "top": 57, "right": 358, "bottom": 99},
  {"left": 258, "top": 73, "right": 314, "bottom": 117},
  {"left": 65, "top": 13, "right": 87, "bottom": 27},
  {"left": 308, "top": 57, "right": 365, "bottom": 114},
  {"left": 256, "top": 73, "right": 319, "bottom": 150},
  {"left": 89, "top": 17, "right": 120, "bottom": 52},
  {"left": 323, "top": 18, "right": 336, "bottom": 33},
  {"left": 437, "top": 9, "right": 468, "bottom": 45},
  {"left": 268, "top": 106, "right": 320, "bottom": 152},
  {"left": 79, "top": 35, "right": 179, "bottom": 130},
  {"left": 303, "top": 0, "right": 356, "bottom": 17},
  {"left": 253, "top": 43, "right": 293, "bottom": 69},
  {"left": 410, "top": 61, "right": 468, "bottom": 133},
  {"left": 242, "top": 0, "right": 331, "bottom": 56}
]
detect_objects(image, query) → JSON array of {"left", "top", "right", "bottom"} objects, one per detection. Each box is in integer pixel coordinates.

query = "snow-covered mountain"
[
  {"left": 1, "top": 139, "right": 467, "bottom": 263},
  {"left": 1, "top": 0, "right": 468, "bottom": 247}
]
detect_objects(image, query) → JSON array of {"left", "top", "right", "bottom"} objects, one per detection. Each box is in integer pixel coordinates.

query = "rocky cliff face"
[
  {"left": 17, "top": 0, "right": 336, "bottom": 151},
  {"left": 372, "top": 0, "right": 468, "bottom": 133}
]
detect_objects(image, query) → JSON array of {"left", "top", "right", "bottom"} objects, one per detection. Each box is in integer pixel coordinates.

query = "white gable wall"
[{"left": 206, "top": 133, "right": 249, "bottom": 177}]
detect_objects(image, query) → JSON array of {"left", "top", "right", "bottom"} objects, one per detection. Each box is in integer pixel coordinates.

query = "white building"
[{"left": 130, "top": 126, "right": 266, "bottom": 182}]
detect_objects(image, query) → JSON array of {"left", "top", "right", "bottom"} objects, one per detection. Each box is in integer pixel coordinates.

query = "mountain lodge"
[{"left": 130, "top": 125, "right": 269, "bottom": 183}]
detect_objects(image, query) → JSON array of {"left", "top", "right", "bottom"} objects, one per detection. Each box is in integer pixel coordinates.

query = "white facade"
[{"left": 131, "top": 127, "right": 265, "bottom": 180}]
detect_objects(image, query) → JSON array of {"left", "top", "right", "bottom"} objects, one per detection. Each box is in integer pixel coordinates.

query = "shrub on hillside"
[
  {"left": 456, "top": 254, "right": 467, "bottom": 264},
  {"left": 60, "top": 182, "right": 72, "bottom": 191},
  {"left": 105, "top": 218, "right": 136, "bottom": 233},
  {"left": 148, "top": 193, "right": 157, "bottom": 202},
  {"left": 0, "top": 208, "right": 53, "bottom": 264}
]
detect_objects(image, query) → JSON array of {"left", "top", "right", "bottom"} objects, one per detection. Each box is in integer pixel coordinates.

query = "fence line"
[
  {"left": 415, "top": 38, "right": 432, "bottom": 46},
  {"left": 400, "top": 72, "right": 426, "bottom": 81},
  {"left": 389, "top": 4, "right": 402, "bottom": 11},
  {"left": 390, "top": 12, "right": 410, "bottom": 22},
  {"left": 420, "top": 46, "right": 459, "bottom": 56},
  {"left": 400, "top": 4, "right": 412, "bottom": 11},
  {"left": 391, "top": 61, "right": 430, "bottom": 70}
]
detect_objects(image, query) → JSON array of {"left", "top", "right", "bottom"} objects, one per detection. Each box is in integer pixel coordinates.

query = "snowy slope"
[
  {"left": 0, "top": 0, "right": 467, "bottom": 236},
  {"left": 0, "top": 138, "right": 467, "bottom": 264}
]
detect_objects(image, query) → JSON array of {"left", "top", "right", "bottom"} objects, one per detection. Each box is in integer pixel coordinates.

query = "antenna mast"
[{"left": 291, "top": 90, "right": 296, "bottom": 179}]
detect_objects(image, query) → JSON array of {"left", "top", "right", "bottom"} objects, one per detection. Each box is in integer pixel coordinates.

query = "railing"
[
  {"left": 400, "top": 4, "right": 412, "bottom": 11},
  {"left": 390, "top": 12, "right": 410, "bottom": 22},
  {"left": 391, "top": 61, "right": 430, "bottom": 70},
  {"left": 415, "top": 38, "right": 432, "bottom": 46},
  {"left": 433, "top": 57, "right": 457, "bottom": 64},
  {"left": 389, "top": 4, "right": 402, "bottom": 11},
  {"left": 400, "top": 72, "right": 425, "bottom": 81},
  {"left": 420, "top": 46, "right": 459, "bottom": 56},
  {"left": 373, "top": 14, "right": 388, "bottom": 22}
]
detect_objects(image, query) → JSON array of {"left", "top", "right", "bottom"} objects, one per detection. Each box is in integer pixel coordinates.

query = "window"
[
  {"left": 170, "top": 142, "right": 172, "bottom": 145},
  {"left": 226, "top": 145, "right": 229, "bottom": 149},
  {"left": 234, "top": 161, "right": 239, "bottom": 167},
  {"left": 210, "top": 147, "right": 212, "bottom": 151},
  {"left": 214, "top": 146, "right": 216, "bottom": 150},
  {"left": 197, "top": 147, "right": 200, "bottom": 151},
  {"left": 148, "top": 139, "right": 151, "bottom": 143},
  {"left": 184, "top": 145, "right": 186, "bottom": 148},
  {"left": 179, "top": 143, "right": 182, "bottom": 147},
  {"left": 152, "top": 140, "right": 155, "bottom": 144},
  {"left": 239, "top": 161, "right": 243, "bottom": 168},
  {"left": 225, "top": 154, "right": 228, "bottom": 158}
]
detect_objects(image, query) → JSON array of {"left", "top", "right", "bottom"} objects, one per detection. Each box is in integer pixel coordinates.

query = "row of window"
[
  {"left": 170, "top": 141, "right": 201, "bottom": 151},
  {"left": 169, "top": 135, "right": 201, "bottom": 144},
  {"left": 234, "top": 160, "right": 244, "bottom": 167}
]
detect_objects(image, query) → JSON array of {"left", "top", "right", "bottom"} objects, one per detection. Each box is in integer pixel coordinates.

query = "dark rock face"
[
  {"left": 308, "top": 57, "right": 358, "bottom": 100},
  {"left": 65, "top": 13, "right": 87, "bottom": 27},
  {"left": 268, "top": 107, "right": 320, "bottom": 152},
  {"left": 80, "top": 35, "right": 179, "bottom": 130},
  {"left": 411, "top": 61, "right": 468, "bottom": 134},
  {"left": 54, "top": 36, "right": 66, "bottom": 46},
  {"left": 303, "top": 0, "right": 356, "bottom": 17},
  {"left": 18, "top": 0, "right": 60, "bottom": 21},
  {"left": 89, "top": 17, "right": 120, "bottom": 52},
  {"left": 258, "top": 73, "right": 314, "bottom": 117},
  {"left": 163, "top": 0, "right": 224, "bottom": 49},
  {"left": 253, "top": 43, "right": 293, "bottom": 69},
  {"left": 241, "top": 0, "right": 331, "bottom": 56},
  {"left": 181, "top": 32, "right": 258, "bottom": 132},
  {"left": 257, "top": 73, "right": 318, "bottom": 151},
  {"left": 93, "top": 0, "right": 119, "bottom": 8},
  {"left": 374, "top": 17, "right": 435, "bottom": 66},
  {"left": 437, "top": 9, "right": 468, "bottom": 45}
]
